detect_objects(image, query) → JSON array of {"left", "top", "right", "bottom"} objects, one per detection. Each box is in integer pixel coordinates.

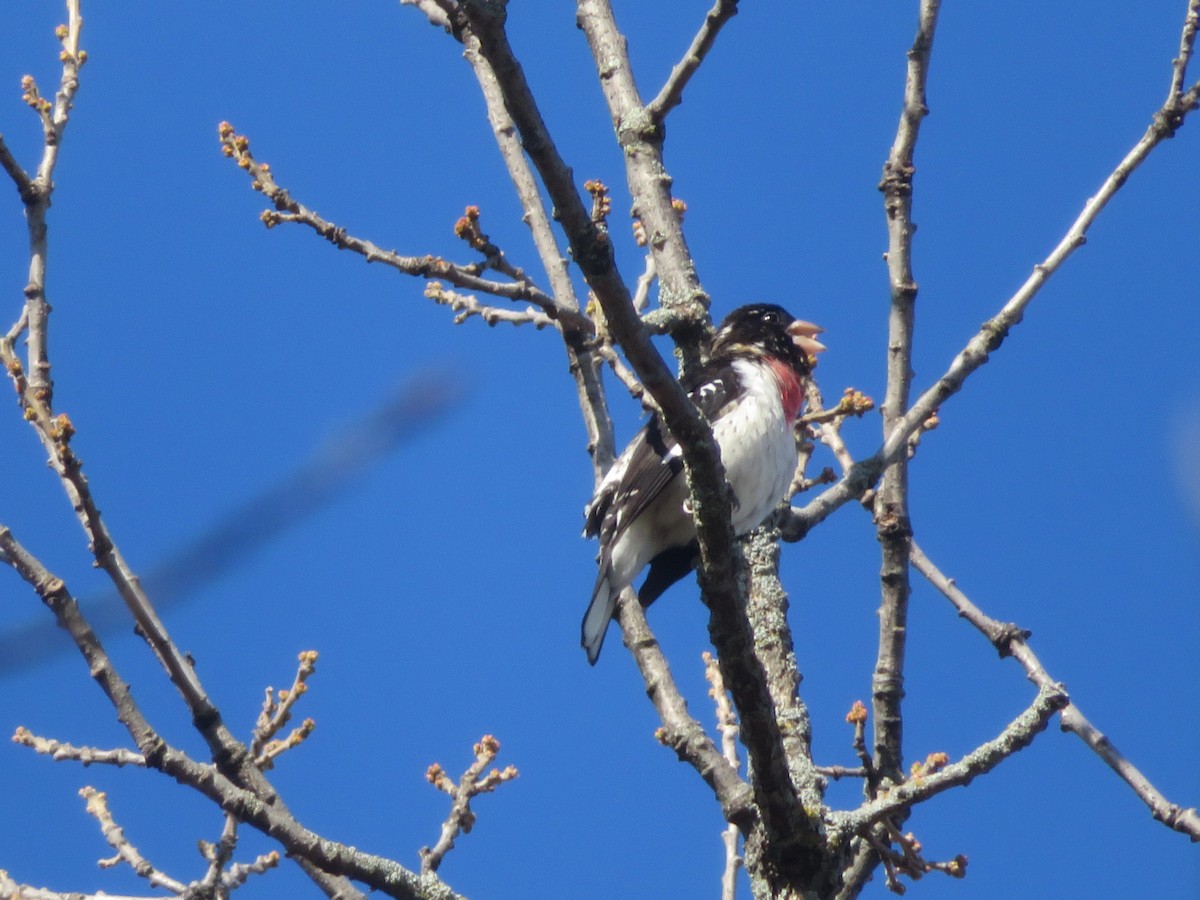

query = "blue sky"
[{"left": 0, "top": 2, "right": 1197, "bottom": 898}]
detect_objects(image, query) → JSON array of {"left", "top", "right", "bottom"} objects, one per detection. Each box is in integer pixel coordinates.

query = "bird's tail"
[{"left": 581, "top": 569, "right": 616, "bottom": 665}]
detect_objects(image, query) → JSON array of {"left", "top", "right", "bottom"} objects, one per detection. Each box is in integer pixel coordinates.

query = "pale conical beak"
[{"left": 787, "top": 319, "right": 826, "bottom": 356}]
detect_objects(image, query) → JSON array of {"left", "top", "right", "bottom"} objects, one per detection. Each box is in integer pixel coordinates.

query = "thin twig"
[
  {"left": 796, "top": 388, "right": 874, "bottom": 429},
  {"left": 574, "top": 0, "right": 709, "bottom": 332},
  {"left": 454, "top": 0, "right": 712, "bottom": 499},
  {"left": 1, "top": 91, "right": 360, "bottom": 897},
  {"left": 799, "top": 382, "right": 860, "bottom": 485},
  {"left": 217, "top": 124, "right": 591, "bottom": 336},
  {"left": 419, "top": 735, "right": 518, "bottom": 874},
  {"left": 403, "top": 0, "right": 621, "bottom": 483},
  {"left": 869, "top": 821, "right": 967, "bottom": 893},
  {"left": 646, "top": 0, "right": 741, "bottom": 123},
  {"left": 251, "top": 651, "right": 318, "bottom": 770},
  {"left": 876, "top": 73, "right": 1200, "bottom": 473},
  {"left": 870, "top": 0, "right": 942, "bottom": 790},
  {"left": 788, "top": 384, "right": 1200, "bottom": 853},
  {"left": 3, "top": 20, "right": 306, "bottom": 878},
  {"left": 80, "top": 786, "right": 189, "bottom": 894},
  {"left": 8, "top": 0, "right": 85, "bottom": 414},
  {"left": 222, "top": 849, "right": 282, "bottom": 891},
  {"left": 801, "top": 375, "right": 1200, "bottom": 860},
  {"left": 0, "top": 870, "right": 153, "bottom": 900},
  {"left": 832, "top": 683, "right": 1069, "bottom": 837},
  {"left": 1168, "top": 0, "right": 1200, "bottom": 101},
  {"left": 909, "top": 542, "right": 1200, "bottom": 841},
  {"left": 0, "top": 366, "right": 358, "bottom": 895},
  {"left": 0, "top": 136, "right": 33, "bottom": 200},
  {"left": 12, "top": 727, "right": 146, "bottom": 768},
  {"left": 444, "top": 6, "right": 615, "bottom": 477},
  {"left": 197, "top": 812, "right": 240, "bottom": 894},
  {"left": 844, "top": 701, "right": 876, "bottom": 790},
  {"left": 783, "top": 11, "right": 1200, "bottom": 547},
  {"left": 594, "top": 340, "right": 648, "bottom": 408},
  {"left": 703, "top": 652, "right": 744, "bottom": 900},
  {"left": 616, "top": 594, "right": 754, "bottom": 828},
  {"left": 790, "top": 384, "right": 873, "bottom": 499},
  {"left": 0, "top": 526, "right": 448, "bottom": 900},
  {"left": 631, "top": 252, "right": 656, "bottom": 312},
  {"left": 425, "top": 283, "right": 555, "bottom": 329},
  {"left": 814, "top": 765, "right": 869, "bottom": 781}
]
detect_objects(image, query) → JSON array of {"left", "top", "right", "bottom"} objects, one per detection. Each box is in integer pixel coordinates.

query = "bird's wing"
[
  {"left": 583, "top": 415, "right": 681, "bottom": 542},
  {"left": 681, "top": 359, "right": 744, "bottom": 422},
  {"left": 583, "top": 360, "right": 745, "bottom": 546}
]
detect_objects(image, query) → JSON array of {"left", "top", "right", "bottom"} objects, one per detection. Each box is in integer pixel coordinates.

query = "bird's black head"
[{"left": 711, "top": 303, "right": 825, "bottom": 374}]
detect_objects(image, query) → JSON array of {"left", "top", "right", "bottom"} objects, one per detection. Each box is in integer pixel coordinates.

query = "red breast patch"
[{"left": 768, "top": 358, "right": 805, "bottom": 422}]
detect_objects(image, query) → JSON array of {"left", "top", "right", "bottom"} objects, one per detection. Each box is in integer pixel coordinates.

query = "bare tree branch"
[
  {"left": 789, "top": 375, "right": 1200, "bottom": 887},
  {"left": 0, "top": 525, "right": 458, "bottom": 900},
  {"left": 6, "top": 779, "right": 281, "bottom": 899},
  {"left": 783, "top": 5, "right": 1200, "bottom": 549},
  {"left": 862, "top": 820, "right": 966, "bottom": 894},
  {"left": 876, "top": 68, "right": 1200, "bottom": 473},
  {"left": 615, "top": 593, "right": 755, "bottom": 827},
  {"left": 5, "top": 1, "right": 85, "bottom": 412},
  {"left": 12, "top": 728, "right": 146, "bottom": 768},
  {"left": 251, "top": 651, "right": 319, "bottom": 770},
  {"left": 703, "top": 652, "right": 744, "bottom": 900},
  {"left": 443, "top": 11, "right": 617, "bottom": 475},
  {"left": 573, "top": 6, "right": 814, "bottom": 878},
  {"left": 425, "top": 283, "right": 556, "bottom": 329},
  {"left": 443, "top": 16, "right": 801, "bottom": 855},
  {"left": 0, "top": 136, "right": 33, "bottom": 200},
  {"left": 869, "top": 0, "right": 941, "bottom": 797},
  {"left": 742, "top": 530, "right": 826, "bottom": 809},
  {"left": 0, "top": 870, "right": 155, "bottom": 900},
  {"left": 646, "top": 0, "right": 741, "bottom": 124},
  {"left": 814, "top": 765, "right": 869, "bottom": 782},
  {"left": 594, "top": 339, "right": 649, "bottom": 407},
  {"left": 0, "top": 31, "right": 349, "bottom": 893},
  {"left": 420, "top": 735, "right": 519, "bottom": 875},
  {"left": 451, "top": 0, "right": 716, "bottom": 521},
  {"left": 833, "top": 683, "right": 1069, "bottom": 837},
  {"left": 0, "top": 394, "right": 362, "bottom": 896},
  {"left": 574, "top": 0, "right": 709, "bottom": 331},
  {"left": 222, "top": 849, "right": 282, "bottom": 894},
  {"left": 447, "top": 2, "right": 642, "bottom": 330},
  {"left": 197, "top": 813, "right": 241, "bottom": 896},
  {"left": 1167, "top": 0, "right": 1200, "bottom": 103},
  {"left": 217, "top": 124, "right": 592, "bottom": 336},
  {"left": 801, "top": 377, "right": 1200, "bottom": 879},
  {"left": 79, "top": 786, "right": 189, "bottom": 894},
  {"left": 909, "top": 541, "right": 1200, "bottom": 842},
  {"left": 3, "top": 3, "right": 1197, "bottom": 898}
]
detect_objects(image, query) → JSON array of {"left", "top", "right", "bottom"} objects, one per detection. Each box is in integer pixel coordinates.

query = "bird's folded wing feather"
[{"left": 583, "top": 362, "right": 744, "bottom": 545}]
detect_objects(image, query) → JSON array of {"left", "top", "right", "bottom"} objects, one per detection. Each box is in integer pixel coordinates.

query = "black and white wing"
[
  {"left": 583, "top": 360, "right": 745, "bottom": 548},
  {"left": 580, "top": 362, "right": 747, "bottom": 663}
]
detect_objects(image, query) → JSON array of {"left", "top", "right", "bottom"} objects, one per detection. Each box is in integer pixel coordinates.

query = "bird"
[{"left": 581, "top": 303, "right": 826, "bottom": 664}]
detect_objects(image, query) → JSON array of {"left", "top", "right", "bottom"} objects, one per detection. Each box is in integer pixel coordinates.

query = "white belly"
[{"left": 713, "top": 359, "right": 796, "bottom": 535}]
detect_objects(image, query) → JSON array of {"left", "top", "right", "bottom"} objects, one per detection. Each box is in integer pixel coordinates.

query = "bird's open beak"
[{"left": 787, "top": 319, "right": 826, "bottom": 357}]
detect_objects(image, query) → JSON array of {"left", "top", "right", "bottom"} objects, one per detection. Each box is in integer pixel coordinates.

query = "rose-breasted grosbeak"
[{"left": 582, "top": 303, "right": 825, "bottom": 664}]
